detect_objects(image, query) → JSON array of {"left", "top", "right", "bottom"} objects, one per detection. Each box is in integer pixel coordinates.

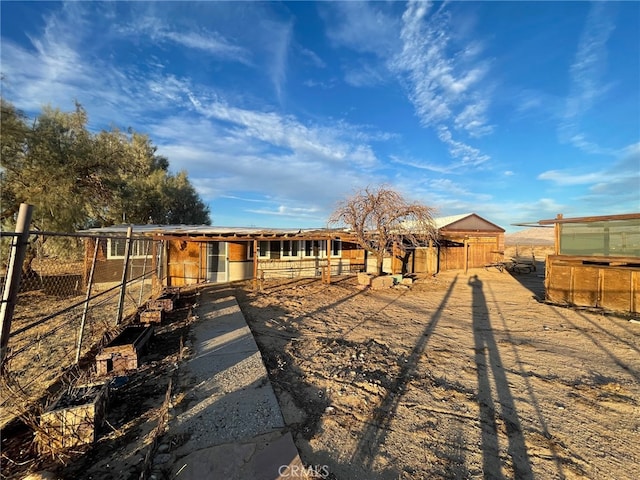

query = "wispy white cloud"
[
  {"left": 247, "top": 205, "right": 321, "bottom": 218},
  {"left": 537, "top": 169, "right": 605, "bottom": 186},
  {"left": 299, "top": 46, "right": 326, "bottom": 68},
  {"left": 343, "top": 62, "right": 388, "bottom": 88},
  {"left": 187, "top": 99, "right": 379, "bottom": 169},
  {"left": 321, "top": 0, "right": 494, "bottom": 170},
  {"left": 582, "top": 142, "right": 640, "bottom": 209},
  {"left": 141, "top": 84, "right": 390, "bottom": 219},
  {"left": 389, "top": 154, "right": 458, "bottom": 174},
  {"left": 392, "top": 1, "right": 492, "bottom": 133},
  {"left": 303, "top": 78, "right": 336, "bottom": 89},
  {"left": 163, "top": 30, "right": 251, "bottom": 62},
  {"left": 538, "top": 141, "right": 640, "bottom": 211},
  {"left": 437, "top": 126, "right": 490, "bottom": 166},
  {"left": 559, "top": 1, "right": 616, "bottom": 154},
  {"left": 263, "top": 20, "right": 293, "bottom": 102},
  {"left": 117, "top": 13, "right": 252, "bottom": 64},
  {"left": 323, "top": 1, "right": 399, "bottom": 56},
  {"left": 388, "top": 1, "right": 493, "bottom": 168},
  {"left": 514, "top": 198, "right": 566, "bottom": 219},
  {"left": 454, "top": 99, "right": 493, "bottom": 138},
  {"left": 427, "top": 178, "right": 491, "bottom": 201}
]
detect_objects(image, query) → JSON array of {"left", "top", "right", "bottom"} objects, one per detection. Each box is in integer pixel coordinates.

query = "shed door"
[{"left": 207, "top": 242, "right": 228, "bottom": 283}]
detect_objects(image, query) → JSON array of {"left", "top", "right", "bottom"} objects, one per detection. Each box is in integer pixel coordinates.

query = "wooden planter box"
[
  {"left": 37, "top": 383, "right": 108, "bottom": 454},
  {"left": 147, "top": 292, "right": 177, "bottom": 312},
  {"left": 96, "top": 325, "right": 153, "bottom": 375},
  {"left": 140, "top": 309, "right": 164, "bottom": 324}
]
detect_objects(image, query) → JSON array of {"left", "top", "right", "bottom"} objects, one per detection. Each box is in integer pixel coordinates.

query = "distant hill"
[{"left": 505, "top": 227, "right": 554, "bottom": 246}]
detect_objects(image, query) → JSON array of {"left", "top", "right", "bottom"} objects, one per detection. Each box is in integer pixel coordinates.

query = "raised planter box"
[
  {"left": 147, "top": 293, "right": 177, "bottom": 312},
  {"left": 140, "top": 309, "right": 164, "bottom": 324},
  {"left": 37, "top": 383, "right": 108, "bottom": 454},
  {"left": 96, "top": 325, "right": 153, "bottom": 375}
]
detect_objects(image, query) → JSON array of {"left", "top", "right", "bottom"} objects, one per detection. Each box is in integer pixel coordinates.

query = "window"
[
  {"left": 332, "top": 240, "right": 341, "bottom": 256},
  {"left": 259, "top": 241, "right": 269, "bottom": 257},
  {"left": 269, "top": 240, "right": 281, "bottom": 259},
  {"left": 107, "top": 238, "right": 152, "bottom": 259},
  {"left": 247, "top": 241, "right": 255, "bottom": 259},
  {"left": 304, "top": 240, "right": 327, "bottom": 257},
  {"left": 559, "top": 219, "right": 640, "bottom": 258},
  {"left": 282, "top": 240, "right": 299, "bottom": 257},
  {"left": 109, "top": 238, "right": 126, "bottom": 258},
  {"left": 258, "top": 241, "right": 286, "bottom": 259}
]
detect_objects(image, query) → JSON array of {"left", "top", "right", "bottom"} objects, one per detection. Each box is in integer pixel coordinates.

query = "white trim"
[
  {"left": 107, "top": 238, "right": 153, "bottom": 259},
  {"left": 255, "top": 239, "right": 342, "bottom": 259}
]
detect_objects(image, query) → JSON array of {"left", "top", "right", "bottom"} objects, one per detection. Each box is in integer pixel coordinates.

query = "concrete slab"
[
  {"left": 162, "top": 293, "right": 308, "bottom": 479},
  {"left": 170, "top": 431, "right": 308, "bottom": 480}
]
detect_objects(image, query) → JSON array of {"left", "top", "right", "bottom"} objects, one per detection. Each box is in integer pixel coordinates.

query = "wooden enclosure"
[
  {"left": 540, "top": 213, "right": 640, "bottom": 315},
  {"left": 545, "top": 256, "right": 639, "bottom": 314},
  {"left": 410, "top": 214, "right": 505, "bottom": 274}
]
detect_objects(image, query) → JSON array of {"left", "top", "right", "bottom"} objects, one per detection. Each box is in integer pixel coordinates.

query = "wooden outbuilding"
[
  {"left": 539, "top": 213, "right": 640, "bottom": 315},
  {"left": 408, "top": 213, "right": 505, "bottom": 274}
]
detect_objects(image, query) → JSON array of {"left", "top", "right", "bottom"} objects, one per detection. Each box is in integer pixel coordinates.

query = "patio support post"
[{"left": 253, "top": 239, "right": 258, "bottom": 291}]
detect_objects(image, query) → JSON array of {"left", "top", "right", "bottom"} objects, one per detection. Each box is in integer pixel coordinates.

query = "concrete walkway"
[{"left": 164, "top": 293, "right": 307, "bottom": 480}]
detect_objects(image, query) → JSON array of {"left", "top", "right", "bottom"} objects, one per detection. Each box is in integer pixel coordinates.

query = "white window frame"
[
  {"left": 257, "top": 239, "right": 341, "bottom": 259},
  {"left": 107, "top": 238, "right": 153, "bottom": 259},
  {"left": 303, "top": 240, "right": 328, "bottom": 258}
]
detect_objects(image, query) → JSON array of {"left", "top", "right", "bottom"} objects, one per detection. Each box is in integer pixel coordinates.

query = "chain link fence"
[{"left": 0, "top": 231, "right": 164, "bottom": 428}]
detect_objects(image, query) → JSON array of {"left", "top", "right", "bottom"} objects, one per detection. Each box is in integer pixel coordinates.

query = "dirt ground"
[
  {"left": 236, "top": 267, "right": 639, "bottom": 480},
  {"left": 3, "top": 264, "right": 639, "bottom": 479}
]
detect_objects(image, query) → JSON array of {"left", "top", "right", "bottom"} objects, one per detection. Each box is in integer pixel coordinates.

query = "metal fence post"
[
  {"left": 76, "top": 238, "right": 99, "bottom": 363},
  {"left": 138, "top": 240, "right": 151, "bottom": 306},
  {"left": 0, "top": 203, "right": 34, "bottom": 368},
  {"left": 116, "top": 226, "right": 133, "bottom": 325}
]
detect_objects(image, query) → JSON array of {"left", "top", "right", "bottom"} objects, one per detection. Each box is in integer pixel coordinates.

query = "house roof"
[
  {"left": 433, "top": 213, "right": 505, "bottom": 233},
  {"left": 80, "top": 212, "right": 504, "bottom": 239},
  {"left": 432, "top": 214, "right": 473, "bottom": 230},
  {"left": 79, "top": 224, "right": 353, "bottom": 240},
  {"left": 538, "top": 212, "right": 640, "bottom": 225}
]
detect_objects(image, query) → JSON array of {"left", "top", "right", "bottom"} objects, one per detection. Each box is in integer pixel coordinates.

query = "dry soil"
[
  {"left": 3, "top": 266, "right": 639, "bottom": 480},
  {"left": 237, "top": 268, "right": 639, "bottom": 480}
]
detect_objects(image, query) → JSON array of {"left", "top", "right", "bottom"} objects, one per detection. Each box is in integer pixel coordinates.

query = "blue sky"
[{"left": 1, "top": 1, "right": 638, "bottom": 232}]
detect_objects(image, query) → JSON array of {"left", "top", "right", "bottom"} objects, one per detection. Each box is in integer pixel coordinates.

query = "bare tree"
[{"left": 330, "top": 185, "right": 437, "bottom": 275}]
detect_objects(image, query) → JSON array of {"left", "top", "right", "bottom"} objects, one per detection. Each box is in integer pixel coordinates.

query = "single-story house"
[
  {"left": 539, "top": 213, "right": 640, "bottom": 315},
  {"left": 81, "top": 213, "right": 505, "bottom": 287},
  {"left": 81, "top": 225, "right": 364, "bottom": 287}
]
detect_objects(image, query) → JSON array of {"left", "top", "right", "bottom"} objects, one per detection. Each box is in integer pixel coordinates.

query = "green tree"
[
  {"left": 0, "top": 99, "right": 210, "bottom": 230},
  {"left": 0, "top": 99, "right": 29, "bottom": 220},
  {"left": 1, "top": 101, "right": 116, "bottom": 231}
]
